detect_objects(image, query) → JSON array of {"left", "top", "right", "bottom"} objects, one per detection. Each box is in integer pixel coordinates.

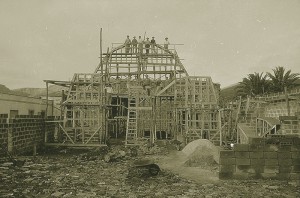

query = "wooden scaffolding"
[{"left": 45, "top": 38, "right": 220, "bottom": 146}]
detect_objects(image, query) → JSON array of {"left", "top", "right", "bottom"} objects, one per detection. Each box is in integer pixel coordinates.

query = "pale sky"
[{"left": 1, "top": 0, "right": 300, "bottom": 89}]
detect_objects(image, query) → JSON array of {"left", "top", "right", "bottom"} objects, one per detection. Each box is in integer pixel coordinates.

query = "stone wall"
[
  {"left": 0, "top": 114, "right": 56, "bottom": 157},
  {"left": 0, "top": 114, "right": 9, "bottom": 156},
  {"left": 219, "top": 135, "right": 300, "bottom": 181},
  {"left": 264, "top": 101, "right": 299, "bottom": 118},
  {"left": 279, "top": 116, "right": 300, "bottom": 135}
]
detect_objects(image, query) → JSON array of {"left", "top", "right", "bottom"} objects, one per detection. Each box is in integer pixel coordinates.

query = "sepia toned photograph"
[{"left": 0, "top": 0, "right": 300, "bottom": 197}]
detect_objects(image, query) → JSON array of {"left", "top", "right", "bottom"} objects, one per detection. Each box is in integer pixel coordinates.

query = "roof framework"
[{"left": 45, "top": 41, "right": 221, "bottom": 146}]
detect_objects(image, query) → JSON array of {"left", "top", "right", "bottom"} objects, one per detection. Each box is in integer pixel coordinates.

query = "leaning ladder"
[{"left": 126, "top": 96, "right": 138, "bottom": 145}]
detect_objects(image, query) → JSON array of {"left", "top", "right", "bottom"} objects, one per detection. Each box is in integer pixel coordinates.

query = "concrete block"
[
  {"left": 233, "top": 144, "right": 249, "bottom": 151},
  {"left": 248, "top": 173, "right": 262, "bottom": 179},
  {"left": 293, "top": 137, "right": 300, "bottom": 145},
  {"left": 292, "top": 165, "right": 300, "bottom": 173},
  {"left": 261, "top": 173, "right": 277, "bottom": 179},
  {"left": 232, "top": 172, "right": 248, "bottom": 179},
  {"left": 219, "top": 172, "right": 233, "bottom": 179},
  {"left": 236, "top": 158, "right": 250, "bottom": 165},
  {"left": 251, "top": 159, "right": 265, "bottom": 165},
  {"left": 264, "top": 166, "right": 279, "bottom": 174},
  {"left": 292, "top": 145, "right": 300, "bottom": 151},
  {"left": 219, "top": 158, "right": 236, "bottom": 165},
  {"left": 279, "top": 116, "right": 297, "bottom": 121},
  {"left": 276, "top": 173, "right": 291, "bottom": 180},
  {"left": 235, "top": 151, "right": 250, "bottom": 158},
  {"left": 292, "top": 151, "right": 300, "bottom": 158},
  {"left": 290, "top": 173, "right": 300, "bottom": 180},
  {"left": 278, "top": 159, "right": 292, "bottom": 166},
  {"left": 263, "top": 144, "right": 279, "bottom": 152},
  {"left": 277, "top": 152, "right": 292, "bottom": 159},
  {"left": 279, "top": 166, "right": 292, "bottom": 173},
  {"left": 250, "top": 151, "right": 264, "bottom": 159},
  {"left": 292, "top": 158, "right": 300, "bottom": 165},
  {"left": 220, "top": 150, "right": 235, "bottom": 158},
  {"left": 278, "top": 146, "right": 292, "bottom": 152},
  {"left": 251, "top": 165, "right": 264, "bottom": 173},
  {"left": 236, "top": 165, "right": 251, "bottom": 173},
  {"left": 264, "top": 152, "right": 278, "bottom": 159},
  {"left": 265, "top": 159, "right": 278, "bottom": 166},
  {"left": 249, "top": 137, "right": 265, "bottom": 145},
  {"left": 249, "top": 144, "right": 265, "bottom": 151},
  {"left": 219, "top": 165, "right": 235, "bottom": 173}
]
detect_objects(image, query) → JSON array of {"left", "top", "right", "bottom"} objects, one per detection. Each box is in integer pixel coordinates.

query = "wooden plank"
[
  {"left": 45, "top": 143, "right": 106, "bottom": 147},
  {"left": 129, "top": 107, "right": 152, "bottom": 110}
]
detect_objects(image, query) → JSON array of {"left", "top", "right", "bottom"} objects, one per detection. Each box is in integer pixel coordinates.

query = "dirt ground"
[{"left": 0, "top": 145, "right": 299, "bottom": 198}]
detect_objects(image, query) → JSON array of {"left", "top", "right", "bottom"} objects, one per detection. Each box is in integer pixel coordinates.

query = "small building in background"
[{"left": 0, "top": 91, "right": 54, "bottom": 118}]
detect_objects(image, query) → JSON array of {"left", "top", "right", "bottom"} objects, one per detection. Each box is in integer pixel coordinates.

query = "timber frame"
[{"left": 45, "top": 39, "right": 220, "bottom": 146}]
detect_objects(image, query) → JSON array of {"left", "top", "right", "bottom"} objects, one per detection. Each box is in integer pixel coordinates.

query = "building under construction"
[{"left": 45, "top": 36, "right": 221, "bottom": 147}]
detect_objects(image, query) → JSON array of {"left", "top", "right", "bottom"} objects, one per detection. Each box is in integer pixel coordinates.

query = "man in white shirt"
[
  {"left": 138, "top": 36, "right": 144, "bottom": 53},
  {"left": 164, "top": 37, "right": 170, "bottom": 50}
]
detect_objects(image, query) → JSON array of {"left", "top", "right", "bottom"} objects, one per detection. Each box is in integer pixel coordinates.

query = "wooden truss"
[{"left": 45, "top": 40, "right": 220, "bottom": 146}]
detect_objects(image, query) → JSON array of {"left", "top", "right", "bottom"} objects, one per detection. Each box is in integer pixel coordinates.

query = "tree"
[
  {"left": 267, "top": 66, "right": 300, "bottom": 92},
  {"left": 236, "top": 72, "right": 270, "bottom": 97}
]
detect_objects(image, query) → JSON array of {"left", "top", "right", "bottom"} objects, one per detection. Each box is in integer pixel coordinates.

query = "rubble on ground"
[
  {"left": 182, "top": 139, "right": 220, "bottom": 168},
  {"left": 0, "top": 145, "right": 299, "bottom": 197}
]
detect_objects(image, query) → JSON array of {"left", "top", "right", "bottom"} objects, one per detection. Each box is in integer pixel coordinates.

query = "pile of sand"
[{"left": 181, "top": 139, "right": 220, "bottom": 167}]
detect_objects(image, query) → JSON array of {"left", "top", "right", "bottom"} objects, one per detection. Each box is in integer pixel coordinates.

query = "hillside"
[
  {"left": 0, "top": 84, "right": 29, "bottom": 96},
  {"left": 13, "top": 85, "right": 66, "bottom": 97},
  {"left": 0, "top": 84, "right": 12, "bottom": 94},
  {"left": 220, "top": 83, "right": 239, "bottom": 105}
]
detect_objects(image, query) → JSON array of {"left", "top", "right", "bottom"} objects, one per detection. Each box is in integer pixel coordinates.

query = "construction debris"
[
  {"left": 182, "top": 139, "right": 220, "bottom": 168},
  {"left": 0, "top": 146, "right": 299, "bottom": 197}
]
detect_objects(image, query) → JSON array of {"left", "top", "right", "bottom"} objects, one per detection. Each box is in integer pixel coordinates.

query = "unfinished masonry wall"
[
  {"left": 0, "top": 114, "right": 56, "bottom": 157},
  {"left": 219, "top": 136, "right": 300, "bottom": 181},
  {"left": 279, "top": 116, "right": 300, "bottom": 136},
  {"left": 264, "top": 101, "right": 299, "bottom": 118}
]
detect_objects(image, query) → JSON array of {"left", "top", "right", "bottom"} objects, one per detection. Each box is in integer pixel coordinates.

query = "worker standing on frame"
[
  {"left": 124, "top": 35, "right": 131, "bottom": 53},
  {"left": 138, "top": 35, "right": 143, "bottom": 53},
  {"left": 164, "top": 37, "right": 170, "bottom": 50},
  {"left": 132, "top": 36, "right": 138, "bottom": 53},
  {"left": 150, "top": 37, "right": 157, "bottom": 53},
  {"left": 144, "top": 38, "right": 150, "bottom": 54}
]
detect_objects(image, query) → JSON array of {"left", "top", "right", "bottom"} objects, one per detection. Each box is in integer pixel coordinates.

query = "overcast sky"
[{"left": 1, "top": 0, "right": 300, "bottom": 89}]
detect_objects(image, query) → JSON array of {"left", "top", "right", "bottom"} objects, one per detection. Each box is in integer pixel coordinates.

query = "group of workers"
[{"left": 124, "top": 35, "right": 170, "bottom": 54}]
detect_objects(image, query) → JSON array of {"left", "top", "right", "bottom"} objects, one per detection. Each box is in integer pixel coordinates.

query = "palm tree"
[
  {"left": 267, "top": 66, "right": 299, "bottom": 92},
  {"left": 236, "top": 72, "right": 270, "bottom": 97}
]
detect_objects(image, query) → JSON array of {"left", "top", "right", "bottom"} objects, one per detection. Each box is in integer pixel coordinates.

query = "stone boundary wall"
[
  {"left": 0, "top": 114, "right": 56, "bottom": 157},
  {"left": 264, "top": 101, "right": 298, "bottom": 118},
  {"left": 219, "top": 136, "right": 300, "bottom": 181},
  {"left": 279, "top": 116, "right": 300, "bottom": 135}
]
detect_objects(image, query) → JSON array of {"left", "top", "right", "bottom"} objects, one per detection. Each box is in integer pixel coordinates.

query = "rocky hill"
[
  {"left": 13, "top": 85, "right": 65, "bottom": 97},
  {"left": 0, "top": 84, "right": 29, "bottom": 96}
]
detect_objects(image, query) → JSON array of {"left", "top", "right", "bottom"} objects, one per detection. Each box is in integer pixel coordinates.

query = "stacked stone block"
[
  {"left": 265, "top": 101, "right": 298, "bottom": 118},
  {"left": 0, "top": 115, "right": 56, "bottom": 157},
  {"left": 0, "top": 114, "right": 9, "bottom": 156},
  {"left": 279, "top": 116, "right": 300, "bottom": 135},
  {"left": 8, "top": 115, "right": 44, "bottom": 154},
  {"left": 219, "top": 135, "right": 300, "bottom": 182}
]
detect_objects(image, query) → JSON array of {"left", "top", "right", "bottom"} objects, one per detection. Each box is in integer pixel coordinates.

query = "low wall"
[
  {"left": 279, "top": 116, "right": 300, "bottom": 135},
  {"left": 0, "top": 114, "right": 56, "bottom": 157},
  {"left": 219, "top": 135, "right": 300, "bottom": 181},
  {"left": 264, "top": 101, "right": 299, "bottom": 118}
]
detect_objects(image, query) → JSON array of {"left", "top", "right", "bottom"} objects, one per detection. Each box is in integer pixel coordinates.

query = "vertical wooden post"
[
  {"left": 218, "top": 110, "right": 222, "bottom": 146},
  {"left": 285, "top": 86, "right": 290, "bottom": 116},
  {"left": 100, "top": 27, "right": 103, "bottom": 76},
  {"left": 45, "top": 81, "right": 49, "bottom": 118}
]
